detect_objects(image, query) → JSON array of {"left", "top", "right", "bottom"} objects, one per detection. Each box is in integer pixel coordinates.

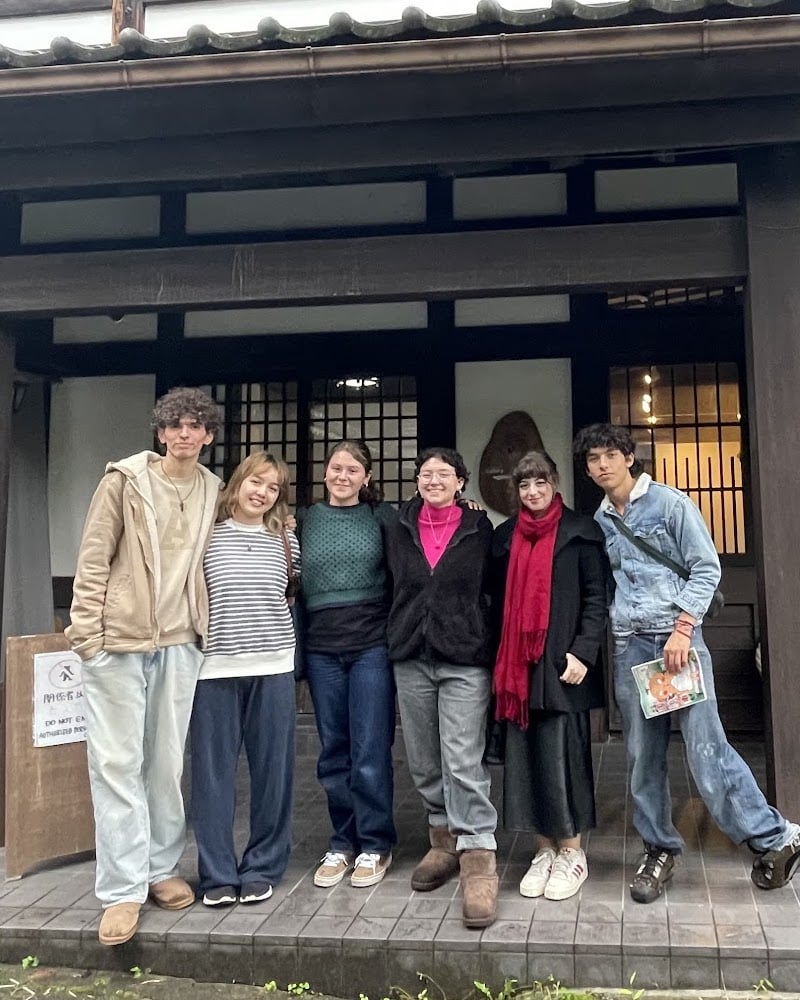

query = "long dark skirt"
[{"left": 503, "top": 709, "right": 596, "bottom": 839}]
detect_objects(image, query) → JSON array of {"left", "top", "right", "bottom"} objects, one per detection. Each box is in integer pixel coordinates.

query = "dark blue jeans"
[
  {"left": 190, "top": 673, "right": 295, "bottom": 891},
  {"left": 306, "top": 645, "right": 397, "bottom": 855}
]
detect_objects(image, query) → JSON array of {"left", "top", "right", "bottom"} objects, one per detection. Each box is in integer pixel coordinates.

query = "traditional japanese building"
[{"left": 1, "top": 0, "right": 799, "bottom": 816}]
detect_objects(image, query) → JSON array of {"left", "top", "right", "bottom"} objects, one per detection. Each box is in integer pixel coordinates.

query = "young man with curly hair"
[
  {"left": 66, "top": 387, "right": 222, "bottom": 945},
  {"left": 573, "top": 423, "right": 800, "bottom": 904}
]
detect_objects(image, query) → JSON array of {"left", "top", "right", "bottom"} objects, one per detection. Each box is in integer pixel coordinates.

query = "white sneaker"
[
  {"left": 520, "top": 848, "right": 557, "bottom": 898},
  {"left": 544, "top": 848, "right": 588, "bottom": 900}
]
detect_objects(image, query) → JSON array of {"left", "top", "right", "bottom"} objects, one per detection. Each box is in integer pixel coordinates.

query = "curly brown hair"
[{"left": 151, "top": 387, "right": 220, "bottom": 435}]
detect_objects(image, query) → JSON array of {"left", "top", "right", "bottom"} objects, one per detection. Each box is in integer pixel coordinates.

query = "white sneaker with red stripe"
[{"left": 544, "top": 848, "right": 588, "bottom": 900}]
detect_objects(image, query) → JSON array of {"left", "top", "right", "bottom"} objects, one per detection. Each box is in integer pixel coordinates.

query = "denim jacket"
[{"left": 594, "top": 474, "right": 721, "bottom": 635}]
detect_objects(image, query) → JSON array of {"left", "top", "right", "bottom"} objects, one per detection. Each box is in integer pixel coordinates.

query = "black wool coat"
[
  {"left": 385, "top": 498, "right": 493, "bottom": 667},
  {"left": 491, "top": 506, "right": 609, "bottom": 714}
]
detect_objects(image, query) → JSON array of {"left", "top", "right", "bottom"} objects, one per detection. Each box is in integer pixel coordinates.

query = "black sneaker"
[
  {"left": 239, "top": 881, "right": 273, "bottom": 904},
  {"left": 751, "top": 829, "right": 800, "bottom": 890},
  {"left": 630, "top": 844, "right": 675, "bottom": 903},
  {"left": 202, "top": 885, "right": 238, "bottom": 907}
]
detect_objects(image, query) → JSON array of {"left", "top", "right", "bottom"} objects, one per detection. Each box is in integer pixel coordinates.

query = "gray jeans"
[{"left": 394, "top": 658, "right": 497, "bottom": 851}]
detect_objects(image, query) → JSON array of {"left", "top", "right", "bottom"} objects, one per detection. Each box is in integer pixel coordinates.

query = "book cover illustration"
[{"left": 631, "top": 648, "right": 707, "bottom": 719}]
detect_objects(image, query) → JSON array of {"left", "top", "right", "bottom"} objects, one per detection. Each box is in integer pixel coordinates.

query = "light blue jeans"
[
  {"left": 613, "top": 630, "right": 795, "bottom": 854},
  {"left": 81, "top": 644, "right": 203, "bottom": 906},
  {"left": 394, "top": 659, "right": 497, "bottom": 851}
]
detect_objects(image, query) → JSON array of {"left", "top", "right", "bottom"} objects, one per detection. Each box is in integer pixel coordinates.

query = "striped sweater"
[{"left": 200, "top": 519, "right": 300, "bottom": 680}]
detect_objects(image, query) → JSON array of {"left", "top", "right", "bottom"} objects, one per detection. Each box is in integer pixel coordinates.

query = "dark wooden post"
[
  {"left": 112, "top": 0, "right": 144, "bottom": 42},
  {"left": 0, "top": 331, "right": 14, "bottom": 643},
  {"left": 739, "top": 145, "right": 800, "bottom": 818},
  {"left": 0, "top": 330, "right": 15, "bottom": 841}
]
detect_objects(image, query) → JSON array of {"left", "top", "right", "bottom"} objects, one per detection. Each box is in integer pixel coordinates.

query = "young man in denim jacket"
[{"left": 573, "top": 423, "right": 800, "bottom": 903}]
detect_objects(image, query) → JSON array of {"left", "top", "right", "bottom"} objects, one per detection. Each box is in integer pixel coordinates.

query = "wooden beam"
[
  {"left": 0, "top": 95, "right": 798, "bottom": 196},
  {"left": 0, "top": 217, "right": 746, "bottom": 318},
  {"left": 4, "top": 40, "right": 800, "bottom": 153},
  {"left": 0, "top": 329, "right": 15, "bottom": 653},
  {"left": 740, "top": 145, "right": 800, "bottom": 820}
]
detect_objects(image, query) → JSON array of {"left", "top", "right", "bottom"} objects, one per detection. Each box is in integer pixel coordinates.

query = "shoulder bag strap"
[
  {"left": 610, "top": 515, "right": 690, "bottom": 581},
  {"left": 280, "top": 529, "right": 296, "bottom": 606}
]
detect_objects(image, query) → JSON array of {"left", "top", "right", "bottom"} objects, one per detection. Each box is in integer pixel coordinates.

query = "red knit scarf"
[{"left": 493, "top": 493, "right": 564, "bottom": 730}]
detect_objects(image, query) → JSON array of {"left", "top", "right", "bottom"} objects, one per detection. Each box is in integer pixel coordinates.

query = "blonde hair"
[{"left": 219, "top": 451, "right": 290, "bottom": 535}]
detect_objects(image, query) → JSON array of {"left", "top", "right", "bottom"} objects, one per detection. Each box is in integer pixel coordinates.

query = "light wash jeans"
[
  {"left": 81, "top": 644, "right": 203, "bottom": 906},
  {"left": 613, "top": 630, "right": 795, "bottom": 854},
  {"left": 394, "top": 658, "right": 497, "bottom": 851}
]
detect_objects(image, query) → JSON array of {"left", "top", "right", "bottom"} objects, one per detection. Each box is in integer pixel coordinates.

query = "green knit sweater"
[{"left": 299, "top": 501, "right": 395, "bottom": 611}]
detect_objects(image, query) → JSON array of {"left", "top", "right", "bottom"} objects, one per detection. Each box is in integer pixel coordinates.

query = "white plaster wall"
[
  {"left": 48, "top": 375, "right": 156, "bottom": 577},
  {"left": 455, "top": 358, "right": 573, "bottom": 526},
  {"left": 2, "top": 384, "right": 53, "bottom": 678},
  {"left": 146, "top": 0, "right": 551, "bottom": 35},
  {"left": 0, "top": 12, "right": 110, "bottom": 49}
]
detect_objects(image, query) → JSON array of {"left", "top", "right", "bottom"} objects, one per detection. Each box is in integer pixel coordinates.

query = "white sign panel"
[{"left": 32, "top": 650, "right": 87, "bottom": 748}]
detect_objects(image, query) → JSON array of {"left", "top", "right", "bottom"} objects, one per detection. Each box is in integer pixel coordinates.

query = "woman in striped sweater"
[{"left": 190, "top": 451, "right": 300, "bottom": 907}]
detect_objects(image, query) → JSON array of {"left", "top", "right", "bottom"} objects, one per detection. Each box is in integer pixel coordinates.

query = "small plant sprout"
[
  {"left": 20, "top": 956, "right": 39, "bottom": 969},
  {"left": 753, "top": 978, "right": 775, "bottom": 992},
  {"left": 263, "top": 982, "right": 278, "bottom": 993}
]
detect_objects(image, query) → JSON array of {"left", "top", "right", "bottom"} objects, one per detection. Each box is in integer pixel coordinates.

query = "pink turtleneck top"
[{"left": 419, "top": 502, "right": 463, "bottom": 569}]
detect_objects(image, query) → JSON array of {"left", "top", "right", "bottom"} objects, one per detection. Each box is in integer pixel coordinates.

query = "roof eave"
[{"left": 2, "top": 13, "right": 800, "bottom": 99}]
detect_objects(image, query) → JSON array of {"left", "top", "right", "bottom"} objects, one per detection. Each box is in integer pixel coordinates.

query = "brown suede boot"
[
  {"left": 460, "top": 849, "right": 498, "bottom": 928},
  {"left": 98, "top": 902, "right": 141, "bottom": 946},
  {"left": 411, "top": 826, "right": 460, "bottom": 891}
]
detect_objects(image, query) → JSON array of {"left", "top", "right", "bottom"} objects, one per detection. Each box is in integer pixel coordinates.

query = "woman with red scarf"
[{"left": 492, "top": 450, "right": 608, "bottom": 901}]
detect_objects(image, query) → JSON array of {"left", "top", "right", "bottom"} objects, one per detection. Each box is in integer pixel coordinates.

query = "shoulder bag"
[{"left": 610, "top": 516, "right": 724, "bottom": 620}]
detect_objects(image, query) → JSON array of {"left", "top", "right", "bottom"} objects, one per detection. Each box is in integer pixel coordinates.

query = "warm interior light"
[{"left": 336, "top": 377, "right": 380, "bottom": 390}]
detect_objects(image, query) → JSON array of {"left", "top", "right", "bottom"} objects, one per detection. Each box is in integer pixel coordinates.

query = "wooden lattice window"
[
  {"left": 205, "top": 376, "right": 417, "bottom": 508},
  {"left": 205, "top": 382, "right": 299, "bottom": 505},
  {"left": 609, "top": 363, "right": 745, "bottom": 554},
  {"left": 309, "top": 376, "right": 417, "bottom": 506}
]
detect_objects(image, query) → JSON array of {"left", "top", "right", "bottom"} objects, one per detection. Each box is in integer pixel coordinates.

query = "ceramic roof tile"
[{"left": 0, "top": 0, "right": 787, "bottom": 70}]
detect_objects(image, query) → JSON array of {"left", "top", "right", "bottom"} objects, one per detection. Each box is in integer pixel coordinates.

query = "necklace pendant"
[{"left": 179, "top": 501, "right": 184, "bottom": 512}]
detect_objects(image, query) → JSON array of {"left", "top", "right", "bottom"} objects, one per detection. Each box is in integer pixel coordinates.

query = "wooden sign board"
[{"left": 4, "top": 633, "right": 95, "bottom": 879}]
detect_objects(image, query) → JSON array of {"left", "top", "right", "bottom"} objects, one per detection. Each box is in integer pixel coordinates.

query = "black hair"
[
  {"left": 414, "top": 447, "right": 470, "bottom": 487},
  {"left": 572, "top": 423, "right": 643, "bottom": 476}
]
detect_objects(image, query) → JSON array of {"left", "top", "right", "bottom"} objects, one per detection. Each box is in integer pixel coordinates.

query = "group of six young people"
[{"left": 68, "top": 388, "right": 800, "bottom": 947}]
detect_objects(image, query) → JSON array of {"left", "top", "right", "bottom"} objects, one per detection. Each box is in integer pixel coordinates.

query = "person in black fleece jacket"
[{"left": 385, "top": 447, "right": 498, "bottom": 929}]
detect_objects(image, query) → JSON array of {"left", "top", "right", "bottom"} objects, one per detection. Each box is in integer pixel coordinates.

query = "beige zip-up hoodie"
[{"left": 65, "top": 451, "right": 222, "bottom": 661}]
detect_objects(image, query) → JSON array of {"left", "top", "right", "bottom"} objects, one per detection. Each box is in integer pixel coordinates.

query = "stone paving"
[{"left": 1, "top": 722, "right": 799, "bottom": 995}]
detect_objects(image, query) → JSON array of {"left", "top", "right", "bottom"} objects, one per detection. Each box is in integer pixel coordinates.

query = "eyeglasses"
[{"left": 418, "top": 470, "right": 456, "bottom": 483}]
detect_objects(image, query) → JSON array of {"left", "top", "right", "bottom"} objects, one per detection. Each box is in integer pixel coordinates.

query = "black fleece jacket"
[{"left": 385, "top": 498, "right": 493, "bottom": 667}]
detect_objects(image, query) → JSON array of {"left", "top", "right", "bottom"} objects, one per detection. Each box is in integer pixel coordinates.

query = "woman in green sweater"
[{"left": 298, "top": 440, "right": 397, "bottom": 889}]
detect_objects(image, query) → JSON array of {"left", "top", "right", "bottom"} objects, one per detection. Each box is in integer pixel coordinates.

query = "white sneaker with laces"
[
  {"left": 351, "top": 851, "right": 392, "bottom": 887},
  {"left": 519, "top": 847, "right": 557, "bottom": 898},
  {"left": 544, "top": 848, "right": 588, "bottom": 900}
]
